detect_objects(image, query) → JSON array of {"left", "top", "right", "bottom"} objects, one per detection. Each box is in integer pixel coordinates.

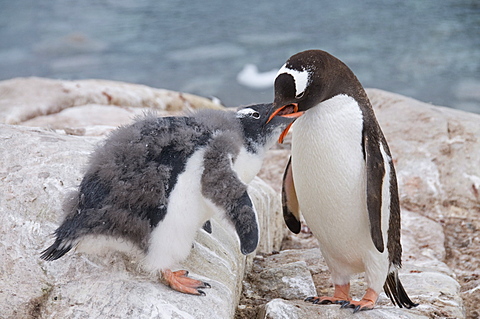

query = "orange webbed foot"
[
  {"left": 305, "top": 283, "right": 351, "bottom": 305},
  {"left": 161, "top": 269, "right": 211, "bottom": 295},
  {"left": 340, "top": 288, "right": 378, "bottom": 313}
]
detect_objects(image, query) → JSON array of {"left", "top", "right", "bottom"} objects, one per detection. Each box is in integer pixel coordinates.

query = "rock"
[
  {"left": 366, "top": 88, "right": 480, "bottom": 218},
  {"left": 367, "top": 88, "right": 480, "bottom": 319},
  {"left": 400, "top": 210, "right": 450, "bottom": 274},
  {"left": 257, "top": 149, "right": 290, "bottom": 194},
  {"left": 247, "top": 210, "right": 464, "bottom": 318},
  {"left": 21, "top": 104, "right": 148, "bottom": 133},
  {"left": 259, "top": 272, "right": 463, "bottom": 319},
  {"left": 258, "top": 299, "right": 431, "bottom": 319},
  {"left": 238, "top": 89, "right": 477, "bottom": 319},
  {"left": 1, "top": 78, "right": 478, "bottom": 318},
  {"left": 0, "top": 77, "right": 224, "bottom": 126},
  {"left": 0, "top": 123, "right": 283, "bottom": 318},
  {"left": 248, "top": 178, "right": 284, "bottom": 254},
  {"left": 251, "top": 260, "right": 317, "bottom": 300},
  {"left": 0, "top": 78, "right": 284, "bottom": 319},
  {"left": 0, "top": 125, "right": 215, "bottom": 318}
]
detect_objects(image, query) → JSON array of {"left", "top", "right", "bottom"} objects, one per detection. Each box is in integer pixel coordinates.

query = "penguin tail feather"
[
  {"left": 40, "top": 239, "right": 74, "bottom": 261},
  {"left": 383, "top": 270, "right": 418, "bottom": 309}
]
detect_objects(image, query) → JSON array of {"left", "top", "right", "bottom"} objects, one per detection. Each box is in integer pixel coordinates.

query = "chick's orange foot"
[{"left": 162, "top": 269, "right": 211, "bottom": 295}]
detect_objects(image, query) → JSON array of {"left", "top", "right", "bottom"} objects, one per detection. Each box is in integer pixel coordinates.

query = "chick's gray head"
[{"left": 235, "top": 103, "right": 298, "bottom": 152}]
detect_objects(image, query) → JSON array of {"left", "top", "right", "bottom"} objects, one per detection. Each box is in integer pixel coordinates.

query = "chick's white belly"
[{"left": 144, "top": 148, "right": 213, "bottom": 272}]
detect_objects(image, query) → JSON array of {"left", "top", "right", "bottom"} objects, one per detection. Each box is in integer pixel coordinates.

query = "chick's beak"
[{"left": 267, "top": 103, "right": 304, "bottom": 143}]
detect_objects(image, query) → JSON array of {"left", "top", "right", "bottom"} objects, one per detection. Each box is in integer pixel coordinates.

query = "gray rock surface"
[
  {"left": 1, "top": 78, "right": 478, "bottom": 318},
  {"left": 0, "top": 124, "right": 257, "bottom": 318},
  {"left": 0, "top": 77, "right": 223, "bottom": 127},
  {"left": 259, "top": 298, "right": 430, "bottom": 319},
  {"left": 248, "top": 210, "right": 464, "bottom": 319},
  {"left": 0, "top": 78, "right": 282, "bottom": 319},
  {"left": 367, "top": 88, "right": 480, "bottom": 319},
  {"left": 247, "top": 178, "right": 285, "bottom": 254},
  {"left": 249, "top": 260, "right": 317, "bottom": 300},
  {"left": 239, "top": 88, "right": 479, "bottom": 319}
]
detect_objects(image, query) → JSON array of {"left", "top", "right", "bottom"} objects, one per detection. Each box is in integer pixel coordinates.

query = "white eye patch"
[
  {"left": 277, "top": 64, "right": 310, "bottom": 98},
  {"left": 236, "top": 107, "right": 260, "bottom": 118}
]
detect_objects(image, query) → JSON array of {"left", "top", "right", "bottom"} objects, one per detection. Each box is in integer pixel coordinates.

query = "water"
[{"left": 1, "top": 0, "right": 479, "bottom": 112}]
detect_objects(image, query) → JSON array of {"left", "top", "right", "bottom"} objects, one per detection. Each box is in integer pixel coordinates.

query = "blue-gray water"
[{"left": 1, "top": 0, "right": 479, "bottom": 112}]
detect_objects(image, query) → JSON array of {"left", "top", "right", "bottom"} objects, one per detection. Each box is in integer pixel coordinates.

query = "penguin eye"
[{"left": 251, "top": 111, "right": 260, "bottom": 119}]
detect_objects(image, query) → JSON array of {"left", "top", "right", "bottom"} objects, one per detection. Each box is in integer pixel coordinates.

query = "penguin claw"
[
  {"left": 197, "top": 289, "right": 206, "bottom": 296},
  {"left": 304, "top": 296, "right": 323, "bottom": 304},
  {"left": 304, "top": 296, "right": 316, "bottom": 302},
  {"left": 305, "top": 296, "right": 349, "bottom": 305},
  {"left": 341, "top": 300, "right": 375, "bottom": 313},
  {"left": 353, "top": 305, "right": 362, "bottom": 314},
  {"left": 340, "top": 301, "right": 351, "bottom": 308}
]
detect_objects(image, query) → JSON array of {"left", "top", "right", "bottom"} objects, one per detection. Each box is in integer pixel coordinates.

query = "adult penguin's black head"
[{"left": 268, "top": 49, "right": 369, "bottom": 142}]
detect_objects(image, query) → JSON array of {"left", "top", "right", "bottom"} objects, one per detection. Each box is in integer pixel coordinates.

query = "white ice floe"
[{"left": 236, "top": 64, "right": 277, "bottom": 90}]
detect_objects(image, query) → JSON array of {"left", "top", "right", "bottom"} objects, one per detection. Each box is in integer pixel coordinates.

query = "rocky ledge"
[
  {"left": 247, "top": 88, "right": 480, "bottom": 319},
  {"left": 0, "top": 78, "right": 284, "bottom": 319},
  {"left": 0, "top": 78, "right": 478, "bottom": 319}
]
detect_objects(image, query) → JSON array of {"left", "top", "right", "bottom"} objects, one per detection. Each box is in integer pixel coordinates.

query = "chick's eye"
[
  {"left": 295, "top": 91, "right": 305, "bottom": 99},
  {"left": 252, "top": 111, "right": 260, "bottom": 119}
]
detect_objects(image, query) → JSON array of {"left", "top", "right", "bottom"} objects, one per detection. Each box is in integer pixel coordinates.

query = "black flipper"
[
  {"left": 202, "top": 220, "right": 212, "bottom": 234},
  {"left": 383, "top": 271, "right": 418, "bottom": 308},
  {"left": 228, "top": 191, "right": 259, "bottom": 255},
  {"left": 282, "top": 157, "right": 301, "bottom": 234},
  {"left": 363, "top": 127, "right": 385, "bottom": 253},
  {"left": 200, "top": 131, "right": 259, "bottom": 255}
]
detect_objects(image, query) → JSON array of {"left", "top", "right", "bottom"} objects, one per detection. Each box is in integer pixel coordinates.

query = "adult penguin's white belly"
[{"left": 291, "top": 95, "right": 384, "bottom": 281}]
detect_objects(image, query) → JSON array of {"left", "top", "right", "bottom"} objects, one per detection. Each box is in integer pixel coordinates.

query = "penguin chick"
[
  {"left": 269, "top": 50, "right": 418, "bottom": 312},
  {"left": 41, "top": 103, "right": 297, "bottom": 296}
]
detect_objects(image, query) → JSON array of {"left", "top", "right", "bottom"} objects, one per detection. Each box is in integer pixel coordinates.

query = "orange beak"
[
  {"left": 267, "top": 103, "right": 303, "bottom": 123},
  {"left": 277, "top": 122, "right": 294, "bottom": 144},
  {"left": 267, "top": 103, "right": 304, "bottom": 143}
]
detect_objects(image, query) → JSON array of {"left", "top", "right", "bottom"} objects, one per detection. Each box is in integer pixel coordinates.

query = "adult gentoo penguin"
[
  {"left": 41, "top": 103, "right": 298, "bottom": 296},
  {"left": 268, "top": 50, "right": 418, "bottom": 312}
]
